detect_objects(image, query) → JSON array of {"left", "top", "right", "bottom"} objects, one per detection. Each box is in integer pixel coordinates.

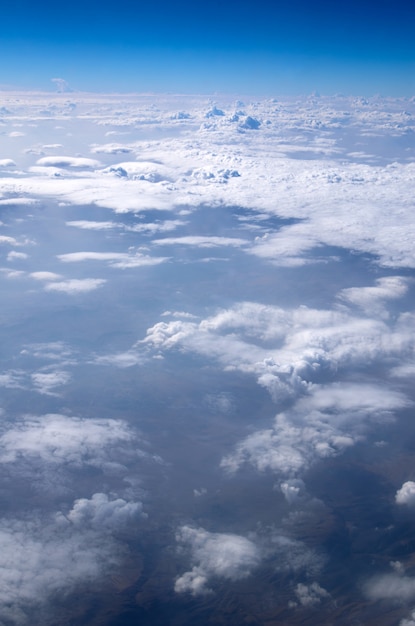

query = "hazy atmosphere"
[{"left": 1, "top": 0, "right": 415, "bottom": 625}]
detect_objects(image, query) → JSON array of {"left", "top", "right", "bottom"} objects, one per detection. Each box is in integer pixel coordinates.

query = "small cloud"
[
  {"left": 44, "top": 278, "right": 106, "bottom": 294},
  {"left": 31, "top": 370, "right": 71, "bottom": 395},
  {"left": 7, "top": 251, "right": 28, "bottom": 261},
  {"left": 64, "top": 492, "right": 145, "bottom": 529},
  {"left": 396, "top": 481, "right": 415, "bottom": 507},
  {"left": 51, "top": 78, "right": 72, "bottom": 93},
  {"left": 294, "top": 582, "right": 329, "bottom": 607},
  {"left": 365, "top": 573, "right": 415, "bottom": 602},
  {"left": 174, "top": 526, "right": 260, "bottom": 596}
]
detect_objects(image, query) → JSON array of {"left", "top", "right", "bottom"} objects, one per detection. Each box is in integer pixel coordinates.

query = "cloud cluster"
[
  {"left": 0, "top": 411, "right": 149, "bottom": 622},
  {"left": 175, "top": 526, "right": 260, "bottom": 595},
  {"left": 0, "top": 413, "right": 135, "bottom": 468},
  {"left": 1, "top": 94, "right": 414, "bottom": 272},
  {"left": 132, "top": 294, "right": 412, "bottom": 479}
]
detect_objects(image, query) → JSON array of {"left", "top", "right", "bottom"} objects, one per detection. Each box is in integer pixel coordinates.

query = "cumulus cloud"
[
  {"left": 62, "top": 492, "right": 145, "bottom": 529},
  {"left": 0, "top": 514, "right": 119, "bottom": 624},
  {"left": 0, "top": 408, "right": 148, "bottom": 623},
  {"left": 294, "top": 582, "right": 330, "bottom": 607},
  {"left": 175, "top": 526, "right": 260, "bottom": 595},
  {"left": 338, "top": 276, "right": 410, "bottom": 318},
  {"left": 140, "top": 300, "right": 414, "bottom": 392},
  {"left": 280, "top": 478, "right": 307, "bottom": 504},
  {"left": 396, "top": 482, "right": 415, "bottom": 507},
  {"left": 365, "top": 573, "right": 415, "bottom": 602},
  {"left": 7, "top": 251, "right": 28, "bottom": 261},
  {"left": 221, "top": 383, "right": 409, "bottom": 477},
  {"left": 136, "top": 298, "right": 413, "bottom": 480},
  {"left": 0, "top": 413, "right": 136, "bottom": 469}
]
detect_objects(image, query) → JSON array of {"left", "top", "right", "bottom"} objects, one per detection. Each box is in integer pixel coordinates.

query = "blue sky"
[{"left": 1, "top": 0, "right": 414, "bottom": 95}]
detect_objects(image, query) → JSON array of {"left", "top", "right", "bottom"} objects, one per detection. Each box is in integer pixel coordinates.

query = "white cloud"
[
  {"left": 44, "top": 278, "right": 106, "bottom": 293},
  {"left": 152, "top": 235, "right": 248, "bottom": 248},
  {"left": 0, "top": 370, "right": 26, "bottom": 389},
  {"left": 0, "top": 414, "right": 136, "bottom": 469},
  {"left": 57, "top": 251, "right": 168, "bottom": 269},
  {"left": 30, "top": 271, "right": 62, "bottom": 281},
  {"left": 36, "top": 156, "right": 100, "bottom": 169},
  {"left": 396, "top": 481, "right": 415, "bottom": 507},
  {"left": 365, "top": 573, "right": 415, "bottom": 602},
  {"left": 63, "top": 492, "right": 145, "bottom": 529},
  {"left": 7, "top": 251, "right": 28, "bottom": 261},
  {"left": 0, "top": 515, "right": 119, "bottom": 624},
  {"left": 175, "top": 526, "right": 260, "bottom": 595},
  {"left": 90, "top": 144, "right": 134, "bottom": 154},
  {"left": 221, "top": 383, "right": 408, "bottom": 477},
  {"left": 0, "top": 235, "right": 19, "bottom": 245},
  {"left": 66, "top": 220, "right": 118, "bottom": 231},
  {"left": 1, "top": 94, "right": 414, "bottom": 269},
  {"left": 338, "top": 276, "right": 410, "bottom": 318},
  {"left": 31, "top": 370, "right": 71, "bottom": 395},
  {"left": 280, "top": 478, "right": 307, "bottom": 504},
  {"left": 294, "top": 582, "right": 329, "bottom": 607}
]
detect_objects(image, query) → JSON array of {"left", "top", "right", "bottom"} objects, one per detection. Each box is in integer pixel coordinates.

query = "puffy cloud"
[
  {"left": 221, "top": 383, "right": 408, "bottom": 477},
  {"left": 0, "top": 414, "right": 136, "bottom": 469},
  {"left": 141, "top": 301, "right": 413, "bottom": 390},
  {"left": 396, "top": 482, "right": 415, "bottom": 507},
  {"left": 175, "top": 526, "right": 260, "bottom": 595},
  {"left": 1, "top": 94, "right": 414, "bottom": 269},
  {"left": 338, "top": 276, "right": 410, "bottom": 318},
  {"left": 280, "top": 478, "right": 307, "bottom": 504},
  {"left": 365, "top": 573, "right": 415, "bottom": 602},
  {"left": 101, "top": 160, "right": 173, "bottom": 182},
  {"left": 294, "top": 582, "right": 329, "bottom": 607},
  {"left": 7, "top": 251, "right": 28, "bottom": 261},
  {"left": 136, "top": 298, "right": 412, "bottom": 479},
  {"left": 0, "top": 488, "right": 145, "bottom": 623},
  {"left": 63, "top": 492, "right": 145, "bottom": 529},
  {"left": 0, "top": 515, "right": 119, "bottom": 624}
]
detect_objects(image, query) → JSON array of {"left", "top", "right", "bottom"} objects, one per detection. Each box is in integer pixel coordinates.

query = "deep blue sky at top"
[{"left": 1, "top": 0, "right": 414, "bottom": 95}]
